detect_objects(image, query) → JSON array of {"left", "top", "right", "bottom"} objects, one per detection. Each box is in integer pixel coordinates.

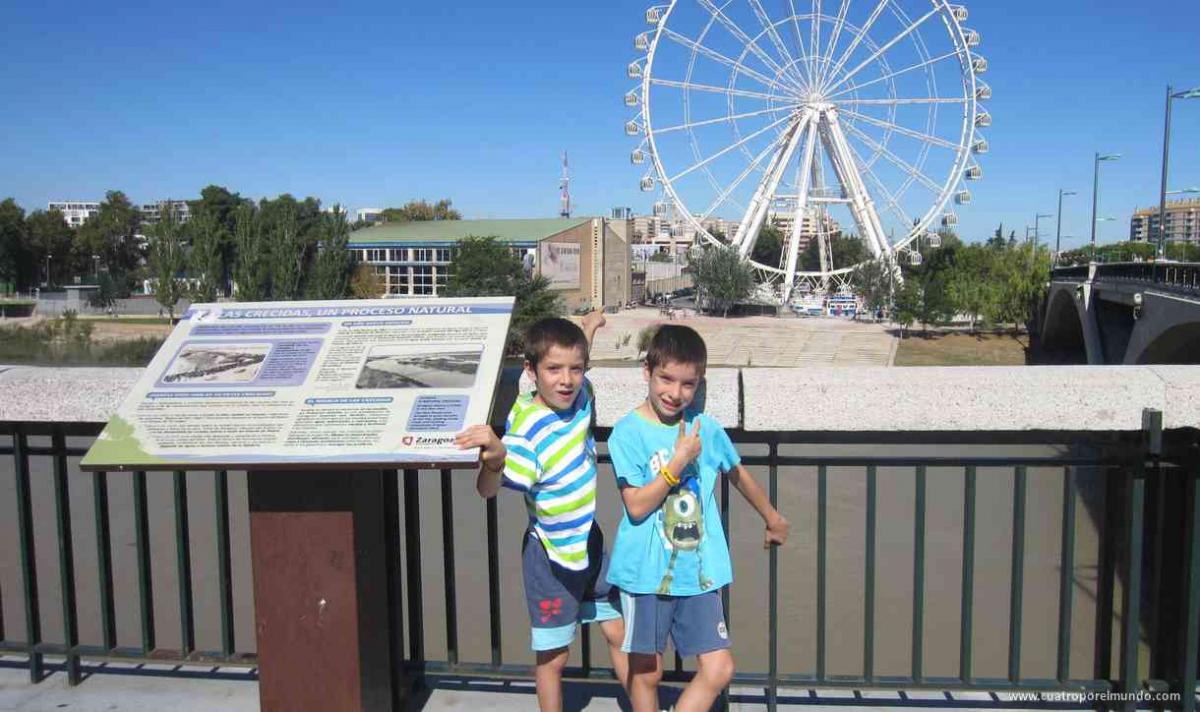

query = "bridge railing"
[
  {"left": 2, "top": 366, "right": 1199, "bottom": 712},
  {"left": 1053, "top": 261, "right": 1200, "bottom": 296}
]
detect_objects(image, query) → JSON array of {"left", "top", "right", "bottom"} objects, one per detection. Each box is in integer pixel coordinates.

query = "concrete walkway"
[{"left": 1, "top": 657, "right": 1069, "bottom": 712}]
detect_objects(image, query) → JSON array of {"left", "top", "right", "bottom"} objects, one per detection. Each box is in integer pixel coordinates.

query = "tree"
[
  {"left": 261, "top": 195, "right": 305, "bottom": 299},
  {"left": 751, "top": 223, "right": 784, "bottom": 267},
  {"left": 948, "top": 244, "right": 998, "bottom": 332},
  {"left": 802, "top": 233, "right": 868, "bottom": 272},
  {"left": 350, "top": 263, "right": 386, "bottom": 299},
  {"left": 186, "top": 206, "right": 225, "bottom": 302},
  {"left": 146, "top": 204, "right": 187, "bottom": 319},
  {"left": 88, "top": 272, "right": 120, "bottom": 311},
  {"left": 850, "top": 258, "right": 895, "bottom": 319},
  {"left": 233, "top": 204, "right": 270, "bottom": 300},
  {"left": 307, "top": 207, "right": 355, "bottom": 299},
  {"left": 381, "top": 199, "right": 461, "bottom": 223},
  {"left": 892, "top": 279, "right": 922, "bottom": 338},
  {"left": 26, "top": 209, "right": 73, "bottom": 287},
  {"left": 0, "top": 199, "right": 32, "bottom": 291},
  {"left": 442, "top": 235, "right": 563, "bottom": 354},
  {"left": 75, "top": 191, "right": 143, "bottom": 280},
  {"left": 690, "top": 244, "right": 755, "bottom": 317},
  {"left": 190, "top": 185, "right": 247, "bottom": 296}
]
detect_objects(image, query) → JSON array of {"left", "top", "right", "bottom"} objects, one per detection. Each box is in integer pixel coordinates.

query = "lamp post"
[
  {"left": 1033, "top": 213, "right": 1053, "bottom": 248},
  {"left": 1055, "top": 190, "right": 1077, "bottom": 265},
  {"left": 1156, "top": 85, "right": 1200, "bottom": 257},
  {"left": 45, "top": 254, "right": 52, "bottom": 287},
  {"left": 1090, "top": 153, "right": 1121, "bottom": 261},
  {"left": 92, "top": 254, "right": 100, "bottom": 278}
]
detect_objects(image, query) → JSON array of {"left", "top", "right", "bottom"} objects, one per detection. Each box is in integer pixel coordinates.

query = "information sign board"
[
  {"left": 539, "top": 241, "right": 581, "bottom": 289},
  {"left": 80, "top": 297, "right": 513, "bottom": 470}
]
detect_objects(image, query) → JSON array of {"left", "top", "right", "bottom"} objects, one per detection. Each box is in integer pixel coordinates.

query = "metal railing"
[
  {"left": 1053, "top": 262, "right": 1200, "bottom": 297},
  {"left": 2, "top": 418, "right": 1199, "bottom": 712}
]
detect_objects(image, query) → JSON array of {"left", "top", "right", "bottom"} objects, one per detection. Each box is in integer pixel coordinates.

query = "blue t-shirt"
[{"left": 606, "top": 409, "right": 741, "bottom": 596}]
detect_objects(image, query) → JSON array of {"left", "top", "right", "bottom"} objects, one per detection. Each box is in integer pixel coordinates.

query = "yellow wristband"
[{"left": 660, "top": 466, "right": 680, "bottom": 487}]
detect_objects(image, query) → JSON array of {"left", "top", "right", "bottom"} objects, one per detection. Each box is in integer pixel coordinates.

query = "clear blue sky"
[{"left": 1, "top": 0, "right": 1198, "bottom": 248}]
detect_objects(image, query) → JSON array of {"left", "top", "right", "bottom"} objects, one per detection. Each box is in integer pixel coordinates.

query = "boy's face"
[
  {"left": 643, "top": 358, "right": 703, "bottom": 424},
  {"left": 526, "top": 343, "right": 587, "bottom": 411}
]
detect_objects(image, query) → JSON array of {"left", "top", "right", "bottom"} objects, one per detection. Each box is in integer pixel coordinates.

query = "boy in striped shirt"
[{"left": 455, "top": 313, "right": 629, "bottom": 712}]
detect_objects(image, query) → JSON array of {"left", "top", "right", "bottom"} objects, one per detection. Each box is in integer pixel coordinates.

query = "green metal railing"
[{"left": 2, "top": 417, "right": 1198, "bottom": 712}]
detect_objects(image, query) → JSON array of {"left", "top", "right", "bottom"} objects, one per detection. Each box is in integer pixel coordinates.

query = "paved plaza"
[{"left": 587, "top": 308, "right": 898, "bottom": 367}]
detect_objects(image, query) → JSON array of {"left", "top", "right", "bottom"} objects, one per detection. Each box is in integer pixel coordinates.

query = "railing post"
[
  {"left": 13, "top": 428, "right": 43, "bottom": 682},
  {"left": 1178, "top": 438, "right": 1200, "bottom": 712},
  {"left": 51, "top": 429, "right": 80, "bottom": 684},
  {"left": 767, "top": 440, "right": 779, "bottom": 712},
  {"left": 1117, "top": 410, "right": 1158, "bottom": 710}
]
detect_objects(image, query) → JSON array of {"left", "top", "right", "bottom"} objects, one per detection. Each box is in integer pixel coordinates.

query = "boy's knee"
[
  {"left": 700, "top": 651, "right": 734, "bottom": 688},
  {"left": 628, "top": 653, "right": 662, "bottom": 683},
  {"left": 536, "top": 647, "right": 569, "bottom": 673}
]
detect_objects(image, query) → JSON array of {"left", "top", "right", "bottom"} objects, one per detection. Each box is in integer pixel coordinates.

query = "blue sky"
[{"left": 1, "top": 0, "right": 1198, "bottom": 248}]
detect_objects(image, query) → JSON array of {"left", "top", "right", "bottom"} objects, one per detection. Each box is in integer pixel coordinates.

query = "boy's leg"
[
  {"left": 596, "top": 616, "right": 629, "bottom": 695},
  {"left": 674, "top": 649, "right": 734, "bottom": 712},
  {"left": 535, "top": 646, "right": 570, "bottom": 712},
  {"left": 618, "top": 590, "right": 673, "bottom": 712},
  {"left": 627, "top": 652, "right": 664, "bottom": 712},
  {"left": 669, "top": 591, "right": 734, "bottom": 712}
]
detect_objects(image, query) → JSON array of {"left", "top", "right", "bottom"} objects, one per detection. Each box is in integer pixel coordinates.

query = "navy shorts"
[
  {"left": 522, "top": 523, "right": 621, "bottom": 651},
  {"left": 618, "top": 589, "right": 730, "bottom": 657}
]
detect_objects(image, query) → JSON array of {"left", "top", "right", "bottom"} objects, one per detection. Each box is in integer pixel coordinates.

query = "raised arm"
[
  {"left": 619, "top": 420, "right": 702, "bottom": 521},
  {"left": 580, "top": 309, "right": 606, "bottom": 350}
]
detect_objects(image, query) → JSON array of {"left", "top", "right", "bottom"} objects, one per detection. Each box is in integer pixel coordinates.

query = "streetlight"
[
  {"left": 92, "top": 254, "right": 100, "bottom": 278},
  {"left": 1090, "top": 153, "right": 1121, "bottom": 261},
  {"left": 1156, "top": 85, "right": 1200, "bottom": 257},
  {"left": 1055, "top": 190, "right": 1077, "bottom": 265},
  {"left": 1167, "top": 187, "right": 1200, "bottom": 195},
  {"left": 45, "top": 254, "right": 52, "bottom": 287},
  {"left": 1033, "top": 213, "right": 1054, "bottom": 248}
]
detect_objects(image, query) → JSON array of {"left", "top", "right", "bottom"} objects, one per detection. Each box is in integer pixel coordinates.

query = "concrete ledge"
[
  {"left": 0, "top": 365, "right": 142, "bottom": 423},
  {"left": 741, "top": 366, "right": 1192, "bottom": 432},
  {"left": 3, "top": 364, "right": 1197, "bottom": 433},
  {"left": 519, "top": 367, "right": 741, "bottom": 428}
]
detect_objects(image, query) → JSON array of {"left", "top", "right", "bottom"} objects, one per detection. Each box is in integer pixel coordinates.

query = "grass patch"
[
  {"left": 894, "top": 330, "right": 1028, "bottom": 367},
  {"left": 0, "top": 313, "right": 165, "bottom": 366}
]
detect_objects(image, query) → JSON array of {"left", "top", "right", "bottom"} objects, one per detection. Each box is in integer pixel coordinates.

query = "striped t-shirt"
[{"left": 501, "top": 382, "right": 597, "bottom": 571}]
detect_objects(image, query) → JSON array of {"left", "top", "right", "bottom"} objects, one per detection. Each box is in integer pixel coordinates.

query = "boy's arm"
[
  {"left": 619, "top": 419, "right": 702, "bottom": 521},
  {"left": 581, "top": 309, "right": 606, "bottom": 349},
  {"left": 727, "top": 464, "right": 790, "bottom": 547},
  {"left": 453, "top": 424, "right": 508, "bottom": 499}
]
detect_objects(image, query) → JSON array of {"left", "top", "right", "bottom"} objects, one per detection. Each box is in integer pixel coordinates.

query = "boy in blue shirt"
[{"left": 607, "top": 324, "right": 789, "bottom": 712}]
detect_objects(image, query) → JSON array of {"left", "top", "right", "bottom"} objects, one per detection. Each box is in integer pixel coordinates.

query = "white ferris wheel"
[{"left": 626, "top": 0, "right": 990, "bottom": 302}]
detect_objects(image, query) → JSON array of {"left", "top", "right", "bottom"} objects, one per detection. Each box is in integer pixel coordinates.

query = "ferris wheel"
[{"left": 626, "top": 0, "right": 989, "bottom": 301}]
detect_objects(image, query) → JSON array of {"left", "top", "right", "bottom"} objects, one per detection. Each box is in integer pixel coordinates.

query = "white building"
[
  {"left": 356, "top": 208, "right": 385, "bottom": 224},
  {"left": 139, "top": 200, "right": 191, "bottom": 225},
  {"left": 47, "top": 201, "right": 100, "bottom": 227},
  {"left": 767, "top": 209, "right": 840, "bottom": 252}
]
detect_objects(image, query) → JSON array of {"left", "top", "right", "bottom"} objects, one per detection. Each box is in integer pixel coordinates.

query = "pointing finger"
[
  {"left": 692, "top": 418, "right": 702, "bottom": 436},
  {"left": 678, "top": 420, "right": 686, "bottom": 438}
]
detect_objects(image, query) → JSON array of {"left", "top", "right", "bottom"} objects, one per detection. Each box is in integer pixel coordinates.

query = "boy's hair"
[
  {"left": 644, "top": 324, "right": 707, "bottom": 372},
  {"left": 524, "top": 317, "right": 589, "bottom": 367}
]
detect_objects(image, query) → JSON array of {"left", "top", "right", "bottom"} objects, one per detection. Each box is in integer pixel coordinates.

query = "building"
[
  {"left": 347, "top": 217, "right": 631, "bottom": 310},
  {"left": 767, "top": 209, "right": 840, "bottom": 253},
  {"left": 1131, "top": 198, "right": 1200, "bottom": 243},
  {"left": 139, "top": 200, "right": 191, "bottom": 225},
  {"left": 356, "top": 208, "right": 385, "bottom": 224},
  {"left": 47, "top": 201, "right": 100, "bottom": 227}
]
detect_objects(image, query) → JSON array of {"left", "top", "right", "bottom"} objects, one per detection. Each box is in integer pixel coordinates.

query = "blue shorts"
[
  {"left": 522, "top": 523, "right": 621, "bottom": 651},
  {"left": 618, "top": 589, "right": 730, "bottom": 657}
]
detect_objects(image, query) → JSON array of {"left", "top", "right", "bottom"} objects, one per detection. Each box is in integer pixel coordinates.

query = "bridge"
[{"left": 1041, "top": 262, "right": 1200, "bottom": 365}]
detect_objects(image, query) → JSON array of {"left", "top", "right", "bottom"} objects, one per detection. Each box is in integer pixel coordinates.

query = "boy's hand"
[
  {"left": 581, "top": 309, "right": 606, "bottom": 334},
  {"left": 764, "top": 512, "right": 790, "bottom": 548},
  {"left": 455, "top": 424, "right": 504, "bottom": 471},
  {"left": 673, "top": 419, "right": 702, "bottom": 468}
]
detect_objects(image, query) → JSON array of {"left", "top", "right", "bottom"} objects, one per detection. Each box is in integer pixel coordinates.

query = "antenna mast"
[{"left": 559, "top": 151, "right": 571, "bottom": 218}]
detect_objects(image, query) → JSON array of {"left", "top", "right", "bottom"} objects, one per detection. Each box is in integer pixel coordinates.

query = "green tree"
[
  {"left": 146, "top": 204, "right": 187, "bottom": 319},
  {"left": 892, "top": 279, "right": 922, "bottom": 338},
  {"left": 752, "top": 223, "right": 784, "bottom": 268},
  {"left": 690, "top": 244, "right": 755, "bottom": 317},
  {"left": 307, "top": 207, "right": 355, "bottom": 299},
  {"left": 381, "top": 199, "right": 461, "bottom": 223},
  {"left": 0, "top": 199, "right": 32, "bottom": 291},
  {"left": 948, "top": 244, "right": 998, "bottom": 332},
  {"left": 190, "top": 185, "right": 247, "bottom": 295},
  {"left": 186, "top": 206, "right": 225, "bottom": 302},
  {"left": 261, "top": 195, "right": 305, "bottom": 300},
  {"left": 443, "top": 235, "right": 563, "bottom": 354},
  {"left": 75, "top": 191, "right": 143, "bottom": 280},
  {"left": 850, "top": 258, "right": 895, "bottom": 318},
  {"left": 802, "top": 233, "right": 869, "bottom": 272},
  {"left": 87, "top": 272, "right": 120, "bottom": 311},
  {"left": 232, "top": 204, "right": 270, "bottom": 300},
  {"left": 349, "top": 263, "right": 386, "bottom": 299},
  {"left": 26, "top": 209, "right": 73, "bottom": 287}
]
